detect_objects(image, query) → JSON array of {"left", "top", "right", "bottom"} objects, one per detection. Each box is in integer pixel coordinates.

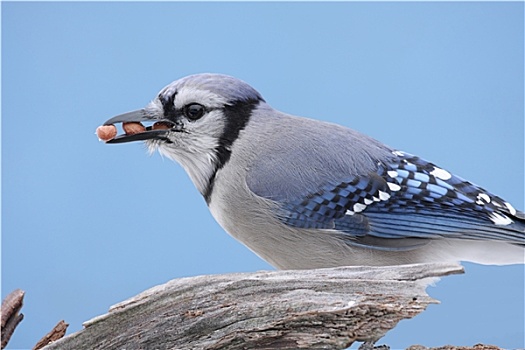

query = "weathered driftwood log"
[{"left": 42, "top": 263, "right": 463, "bottom": 350}]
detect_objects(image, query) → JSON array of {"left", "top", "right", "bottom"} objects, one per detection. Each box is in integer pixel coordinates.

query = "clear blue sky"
[{"left": 2, "top": 2, "right": 523, "bottom": 349}]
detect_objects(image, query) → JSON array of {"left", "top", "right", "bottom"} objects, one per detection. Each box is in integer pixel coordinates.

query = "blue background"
[{"left": 2, "top": 2, "right": 523, "bottom": 349}]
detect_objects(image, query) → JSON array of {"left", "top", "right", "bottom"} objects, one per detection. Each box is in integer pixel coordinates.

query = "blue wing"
[{"left": 253, "top": 150, "right": 525, "bottom": 251}]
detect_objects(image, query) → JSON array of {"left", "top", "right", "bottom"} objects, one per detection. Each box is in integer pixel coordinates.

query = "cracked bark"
[
  {"left": 40, "top": 263, "right": 465, "bottom": 350},
  {"left": 33, "top": 320, "right": 69, "bottom": 350}
]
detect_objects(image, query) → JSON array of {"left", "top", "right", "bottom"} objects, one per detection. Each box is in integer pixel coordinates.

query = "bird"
[{"left": 102, "top": 73, "right": 525, "bottom": 269}]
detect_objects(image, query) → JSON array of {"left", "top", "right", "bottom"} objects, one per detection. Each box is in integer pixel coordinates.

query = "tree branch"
[
  {"left": 1, "top": 289, "right": 25, "bottom": 349},
  {"left": 33, "top": 320, "right": 69, "bottom": 350},
  {"left": 42, "top": 263, "right": 463, "bottom": 350}
]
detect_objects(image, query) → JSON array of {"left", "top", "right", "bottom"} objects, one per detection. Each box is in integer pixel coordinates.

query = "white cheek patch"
[
  {"left": 156, "top": 135, "right": 219, "bottom": 196},
  {"left": 184, "top": 110, "right": 227, "bottom": 139}
]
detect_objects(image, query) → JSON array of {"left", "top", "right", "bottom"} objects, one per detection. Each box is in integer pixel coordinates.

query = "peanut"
[
  {"left": 123, "top": 122, "right": 146, "bottom": 135},
  {"left": 152, "top": 122, "right": 172, "bottom": 130},
  {"left": 96, "top": 125, "right": 117, "bottom": 141}
]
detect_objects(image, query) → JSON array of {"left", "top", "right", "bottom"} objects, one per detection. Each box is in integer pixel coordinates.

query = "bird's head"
[{"left": 104, "top": 73, "right": 265, "bottom": 198}]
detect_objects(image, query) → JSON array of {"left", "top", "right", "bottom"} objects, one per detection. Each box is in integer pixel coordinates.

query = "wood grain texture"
[{"left": 42, "top": 263, "right": 463, "bottom": 350}]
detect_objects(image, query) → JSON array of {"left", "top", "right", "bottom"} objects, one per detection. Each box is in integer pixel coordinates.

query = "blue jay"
[{"left": 103, "top": 73, "right": 524, "bottom": 269}]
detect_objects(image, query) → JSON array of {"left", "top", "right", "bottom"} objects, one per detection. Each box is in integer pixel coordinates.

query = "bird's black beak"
[{"left": 103, "top": 109, "right": 173, "bottom": 144}]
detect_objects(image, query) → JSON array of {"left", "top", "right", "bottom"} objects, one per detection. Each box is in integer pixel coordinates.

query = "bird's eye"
[{"left": 183, "top": 103, "right": 205, "bottom": 121}]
